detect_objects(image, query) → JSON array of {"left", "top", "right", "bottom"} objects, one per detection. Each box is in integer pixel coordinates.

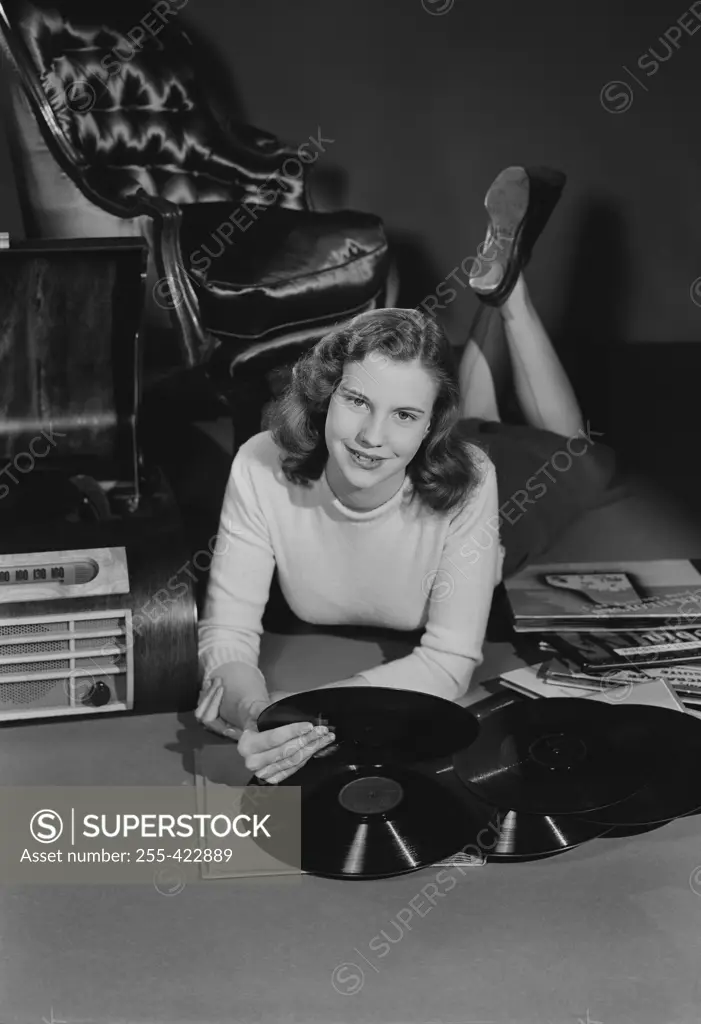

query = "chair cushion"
[{"left": 177, "top": 203, "right": 390, "bottom": 343}]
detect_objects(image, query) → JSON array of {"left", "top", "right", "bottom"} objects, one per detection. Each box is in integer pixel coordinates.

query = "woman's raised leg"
[
  {"left": 457, "top": 302, "right": 509, "bottom": 421},
  {"left": 500, "top": 274, "right": 584, "bottom": 438},
  {"left": 460, "top": 164, "right": 582, "bottom": 438}
]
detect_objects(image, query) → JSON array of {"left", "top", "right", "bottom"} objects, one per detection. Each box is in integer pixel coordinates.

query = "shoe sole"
[
  {"left": 470, "top": 166, "right": 566, "bottom": 303},
  {"left": 484, "top": 166, "right": 530, "bottom": 240},
  {"left": 470, "top": 167, "right": 529, "bottom": 291}
]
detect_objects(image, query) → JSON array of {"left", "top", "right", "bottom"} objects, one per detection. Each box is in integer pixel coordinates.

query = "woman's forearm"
[{"left": 207, "top": 662, "right": 270, "bottom": 732}]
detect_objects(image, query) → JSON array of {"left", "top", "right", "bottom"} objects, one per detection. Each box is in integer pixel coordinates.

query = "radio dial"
[{"left": 86, "top": 680, "right": 111, "bottom": 707}]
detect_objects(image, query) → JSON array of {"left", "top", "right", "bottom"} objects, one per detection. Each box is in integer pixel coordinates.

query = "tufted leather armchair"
[{"left": 0, "top": 0, "right": 397, "bottom": 446}]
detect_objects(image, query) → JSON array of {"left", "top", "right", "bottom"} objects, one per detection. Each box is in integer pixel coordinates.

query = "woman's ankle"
[{"left": 500, "top": 274, "right": 529, "bottom": 321}]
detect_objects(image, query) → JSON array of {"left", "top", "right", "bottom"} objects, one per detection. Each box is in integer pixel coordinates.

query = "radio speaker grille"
[{"left": 0, "top": 610, "right": 133, "bottom": 719}]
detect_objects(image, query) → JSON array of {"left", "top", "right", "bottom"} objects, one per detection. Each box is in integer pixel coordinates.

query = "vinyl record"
[
  {"left": 244, "top": 757, "right": 496, "bottom": 879},
  {"left": 452, "top": 698, "right": 652, "bottom": 815},
  {"left": 257, "top": 686, "right": 480, "bottom": 763},
  {"left": 485, "top": 808, "right": 612, "bottom": 860},
  {"left": 576, "top": 705, "right": 701, "bottom": 827}
]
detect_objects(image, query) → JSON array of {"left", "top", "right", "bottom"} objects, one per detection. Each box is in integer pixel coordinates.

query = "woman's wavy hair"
[{"left": 267, "top": 307, "right": 485, "bottom": 515}]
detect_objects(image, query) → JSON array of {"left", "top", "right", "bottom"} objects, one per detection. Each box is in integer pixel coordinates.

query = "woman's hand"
[
  {"left": 239, "top": 719, "right": 336, "bottom": 784},
  {"left": 195, "top": 680, "right": 336, "bottom": 784},
  {"left": 194, "top": 678, "right": 244, "bottom": 741}
]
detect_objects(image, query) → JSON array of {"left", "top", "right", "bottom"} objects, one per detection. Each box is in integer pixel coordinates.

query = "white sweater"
[{"left": 198, "top": 430, "right": 504, "bottom": 702}]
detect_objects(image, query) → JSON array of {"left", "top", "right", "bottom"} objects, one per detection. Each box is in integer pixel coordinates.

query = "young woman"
[{"left": 195, "top": 166, "right": 616, "bottom": 783}]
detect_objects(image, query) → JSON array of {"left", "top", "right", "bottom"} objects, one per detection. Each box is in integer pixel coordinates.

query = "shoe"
[{"left": 469, "top": 166, "right": 566, "bottom": 306}]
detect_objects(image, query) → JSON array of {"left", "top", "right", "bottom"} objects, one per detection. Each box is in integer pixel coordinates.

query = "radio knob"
[{"left": 86, "top": 680, "right": 111, "bottom": 707}]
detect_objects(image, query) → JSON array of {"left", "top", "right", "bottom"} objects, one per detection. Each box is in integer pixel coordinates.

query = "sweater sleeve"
[
  {"left": 197, "top": 446, "right": 276, "bottom": 687},
  {"left": 355, "top": 457, "right": 501, "bottom": 702}
]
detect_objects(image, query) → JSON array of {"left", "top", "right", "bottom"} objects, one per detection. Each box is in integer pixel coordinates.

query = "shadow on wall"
[
  {"left": 307, "top": 154, "right": 453, "bottom": 325},
  {"left": 175, "top": 11, "right": 250, "bottom": 136},
  {"left": 552, "top": 196, "right": 701, "bottom": 515},
  {"left": 553, "top": 195, "right": 632, "bottom": 442}
]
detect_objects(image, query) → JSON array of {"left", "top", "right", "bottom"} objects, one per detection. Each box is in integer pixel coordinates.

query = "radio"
[
  {"left": 0, "top": 238, "right": 198, "bottom": 720},
  {"left": 0, "top": 479, "right": 198, "bottom": 720}
]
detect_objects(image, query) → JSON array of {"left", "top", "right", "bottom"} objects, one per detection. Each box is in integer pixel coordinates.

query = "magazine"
[
  {"left": 499, "top": 663, "right": 689, "bottom": 712},
  {"left": 540, "top": 627, "right": 701, "bottom": 672},
  {"left": 536, "top": 656, "right": 701, "bottom": 698},
  {"left": 504, "top": 559, "right": 701, "bottom": 632}
]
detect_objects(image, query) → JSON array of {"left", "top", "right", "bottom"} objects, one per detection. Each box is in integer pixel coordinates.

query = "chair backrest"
[
  {"left": 0, "top": 0, "right": 304, "bottom": 214},
  {"left": 0, "top": 0, "right": 308, "bottom": 373}
]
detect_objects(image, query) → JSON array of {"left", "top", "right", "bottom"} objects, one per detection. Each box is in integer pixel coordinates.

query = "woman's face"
[{"left": 324, "top": 354, "right": 438, "bottom": 504}]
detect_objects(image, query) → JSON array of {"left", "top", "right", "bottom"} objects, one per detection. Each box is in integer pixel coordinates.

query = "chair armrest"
[{"left": 131, "top": 189, "right": 219, "bottom": 369}]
